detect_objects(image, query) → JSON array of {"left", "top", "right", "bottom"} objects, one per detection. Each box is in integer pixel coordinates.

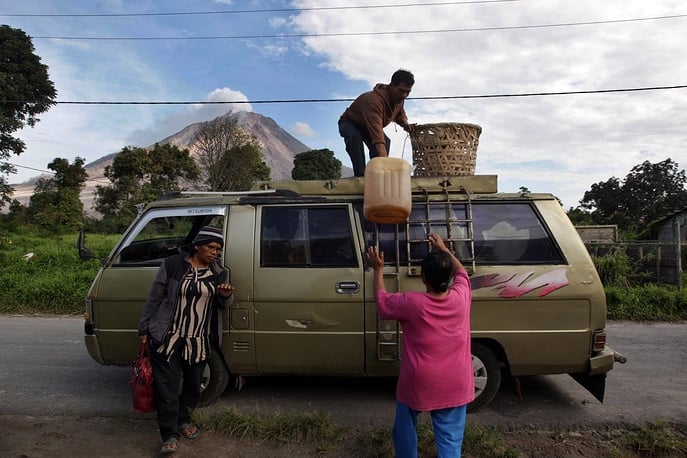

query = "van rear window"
[{"left": 359, "top": 202, "right": 563, "bottom": 266}]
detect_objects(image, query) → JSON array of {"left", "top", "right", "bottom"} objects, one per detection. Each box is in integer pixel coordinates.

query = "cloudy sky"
[{"left": 3, "top": 0, "right": 686, "bottom": 208}]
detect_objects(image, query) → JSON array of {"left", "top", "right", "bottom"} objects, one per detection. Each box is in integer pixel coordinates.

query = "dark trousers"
[
  {"left": 338, "top": 119, "right": 391, "bottom": 176},
  {"left": 150, "top": 340, "right": 204, "bottom": 441}
]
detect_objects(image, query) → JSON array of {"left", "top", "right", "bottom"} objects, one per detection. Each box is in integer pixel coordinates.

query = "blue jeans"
[
  {"left": 392, "top": 401, "right": 467, "bottom": 458},
  {"left": 338, "top": 119, "right": 391, "bottom": 176}
]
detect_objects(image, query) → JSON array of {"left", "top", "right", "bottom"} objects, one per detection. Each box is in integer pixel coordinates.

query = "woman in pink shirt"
[{"left": 367, "top": 233, "right": 474, "bottom": 457}]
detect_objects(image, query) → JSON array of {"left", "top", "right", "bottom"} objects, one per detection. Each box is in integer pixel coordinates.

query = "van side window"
[
  {"left": 116, "top": 214, "right": 225, "bottom": 265},
  {"left": 473, "top": 203, "right": 563, "bottom": 264},
  {"left": 261, "top": 206, "right": 357, "bottom": 267}
]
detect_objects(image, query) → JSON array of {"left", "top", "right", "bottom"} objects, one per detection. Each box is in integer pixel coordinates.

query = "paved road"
[{"left": 1, "top": 316, "right": 685, "bottom": 429}]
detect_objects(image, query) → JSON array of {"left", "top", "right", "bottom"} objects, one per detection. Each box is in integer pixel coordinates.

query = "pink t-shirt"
[{"left": 376, "top": 270, "right": 474, "bottom": 411}]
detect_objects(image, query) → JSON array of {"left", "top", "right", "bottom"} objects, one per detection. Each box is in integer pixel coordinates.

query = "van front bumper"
[{"left": 84, "top": 333, "right": 105, "bottom": 365}]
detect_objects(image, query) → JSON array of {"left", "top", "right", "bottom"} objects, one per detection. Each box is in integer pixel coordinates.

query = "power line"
[
  {"left": 6, "top": 84, "right": 683, "bottom": 106},
  {"left": 1, "top": 1, "right": 518, "bottom": 18},
  {"left": 31, "top": 14, "right": 687, "bottom": 40},
  {"left": 3, "top": 162, "right": 54, "bottom": 174}
]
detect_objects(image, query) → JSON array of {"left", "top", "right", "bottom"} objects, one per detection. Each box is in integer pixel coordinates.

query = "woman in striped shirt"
[{"left": 139, "top": 226, "right": 234, "bottom": 454}]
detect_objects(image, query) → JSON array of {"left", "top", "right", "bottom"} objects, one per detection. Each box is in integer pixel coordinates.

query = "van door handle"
[{"left": 336, "top": 281, "right": 360, "bottom": 294}]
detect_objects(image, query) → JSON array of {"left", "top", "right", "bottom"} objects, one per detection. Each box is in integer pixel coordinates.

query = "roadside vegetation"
[{"left": 190, "top": 408, "right": 687, "bottom": 457}]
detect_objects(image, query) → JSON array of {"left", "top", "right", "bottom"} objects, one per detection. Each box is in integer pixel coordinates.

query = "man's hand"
[
  {"left": 404, "top": 123, "right": 417, "bottom": 133},
  {"left": 375, "top": 143, "right": 389, "bottom": 157}
]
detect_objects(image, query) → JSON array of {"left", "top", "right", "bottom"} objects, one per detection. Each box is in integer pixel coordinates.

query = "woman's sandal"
[
  {"left": 180, "top": 423, "right": 201, "bottom": 440},
  {"left": 160, "top": 437, "right": 179, "bottom": 454}
]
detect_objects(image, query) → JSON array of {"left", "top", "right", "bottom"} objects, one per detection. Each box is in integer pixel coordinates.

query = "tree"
[
  {"left": 193, "top": 115, "right": 271, "bottom": 191},
  {"left": 0, "top": 25, "right": 57, "bottom": 206},
  {"left": 94, "top": 144, "right": 199, "bottom": 230},
  {"left": 577, "top": 158, "right": 687, "bottom": 234},
  {"left": 292, "top": 149, "right": 342, "bottom": 180},
  {"left": 27, "top": 157, "right": 87, "bottom": 231}
]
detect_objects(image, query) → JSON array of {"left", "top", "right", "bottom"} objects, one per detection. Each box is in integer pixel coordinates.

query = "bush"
[{"left": 606, "top": 284, "right": 687, "bottom": 321}]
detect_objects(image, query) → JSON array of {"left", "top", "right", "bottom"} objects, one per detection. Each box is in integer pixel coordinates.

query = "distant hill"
[{"left": 10, "top": 110, "right": 353, "bottom": 215}]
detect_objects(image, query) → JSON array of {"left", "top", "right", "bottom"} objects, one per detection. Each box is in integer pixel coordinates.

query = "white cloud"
[{"left": 291, "top": 121, "right": 316, "bottom": 138}]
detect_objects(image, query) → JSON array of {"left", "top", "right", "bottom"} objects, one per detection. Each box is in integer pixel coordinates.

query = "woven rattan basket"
[{"left": 410, "top": 123, "right": 482, "bottom": 177}]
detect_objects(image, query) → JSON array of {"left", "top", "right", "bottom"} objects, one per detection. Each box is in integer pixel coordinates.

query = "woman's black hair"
[{"left": 421, "top": 251, "right": 453, "bottom": 293}]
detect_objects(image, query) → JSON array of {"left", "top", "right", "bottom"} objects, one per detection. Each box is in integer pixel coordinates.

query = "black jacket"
[{"left": 138, "top": 254, "right": 232, "bottom": 349}]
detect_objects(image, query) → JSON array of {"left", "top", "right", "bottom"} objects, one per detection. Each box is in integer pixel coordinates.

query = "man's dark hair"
[
  {"left": 391, "top": 69, "right": 414, "bottom": 86},
  {"left": 421, "top": 251, "right": 453, "bottom": 293}
]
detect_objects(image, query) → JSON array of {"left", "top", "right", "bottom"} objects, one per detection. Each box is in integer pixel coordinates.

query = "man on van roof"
[{"left": 338, "top": 69, "right": 415, "bottom": 176}]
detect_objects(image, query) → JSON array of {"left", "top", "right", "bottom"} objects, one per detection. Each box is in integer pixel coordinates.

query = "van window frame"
[
  {"left": 356, "top": 200, "right": 565, "bottom": 267},
  {"left": 110, "top": 206, "right": 227, "bottom": 267},
  {"left": 259, "top": 204, "right": 359, "bottom": 268}
]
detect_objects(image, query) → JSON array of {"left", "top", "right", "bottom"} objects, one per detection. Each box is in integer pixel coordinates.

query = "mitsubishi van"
[{"left": 79, "top": 175, "right": 619, "bottom": 411}]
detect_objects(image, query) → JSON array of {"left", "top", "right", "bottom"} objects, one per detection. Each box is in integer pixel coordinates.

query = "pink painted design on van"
[{"left": 471, "top": 268, "right": 569, "bottom": 298}]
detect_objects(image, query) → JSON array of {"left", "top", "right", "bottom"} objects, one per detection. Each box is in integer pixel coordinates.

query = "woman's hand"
[
  {"left": 140, "top": 335, "right": 148, "bottom": 344},
  {"left": 217, "top": 283, "right": 235, "bottom": 298},
  {"left": 428, "top": 233, "right": 449, "bottom": 253},
  {"left": 367, "top": 246, "right": 385, "bottom": 270}
]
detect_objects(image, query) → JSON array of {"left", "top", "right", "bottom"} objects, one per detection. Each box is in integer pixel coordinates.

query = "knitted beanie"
[{"left": 192, "top": 226, "right": 224, "bottom": 247}]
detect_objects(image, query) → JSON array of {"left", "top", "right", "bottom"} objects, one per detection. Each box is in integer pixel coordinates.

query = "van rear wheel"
[
  {"left": 468, "top": 342, "right": 501, "bottom": 412},
  {"left": 199, "top": 350, "right": 230, "bottom": 406}
]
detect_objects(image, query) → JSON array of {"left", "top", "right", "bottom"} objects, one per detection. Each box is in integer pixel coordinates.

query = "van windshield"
[{"left": 114, "top": 209, "right": 225, "bottom": 265}]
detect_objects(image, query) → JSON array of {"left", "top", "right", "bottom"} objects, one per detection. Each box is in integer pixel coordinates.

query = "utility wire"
[
  {"left": 1, "top": 1, "right": 518, "bottom": 18},
  {"left": 3, "top": 163, "right": 54, "bottom": 174},
  {"left": 31, "top": 14, "right": 687, "bottom": 40},
  {"left": 7, "top": 84, "right": 683, "bottom": 106}
]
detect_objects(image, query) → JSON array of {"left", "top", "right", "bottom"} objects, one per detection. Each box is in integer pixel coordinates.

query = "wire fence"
[{"left": 585, "top": 241, "right": 686, "bottom": 288}]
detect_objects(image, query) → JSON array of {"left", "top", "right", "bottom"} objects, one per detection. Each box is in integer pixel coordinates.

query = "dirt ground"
[{"left": 2, "top": 413, "right": 664, "bottom": 458}]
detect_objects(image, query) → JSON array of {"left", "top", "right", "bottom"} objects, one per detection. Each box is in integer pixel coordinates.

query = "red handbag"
[{"left": 130, "top": 341, "right": 156, "bottom": 413}]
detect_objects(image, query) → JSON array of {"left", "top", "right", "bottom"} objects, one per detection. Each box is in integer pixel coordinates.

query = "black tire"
[
  {"left": 198, "top": 350, "right": 230, "bottom": 406},
  {"left": 468, "top": 341, "right": 502, "bottom": 412}
]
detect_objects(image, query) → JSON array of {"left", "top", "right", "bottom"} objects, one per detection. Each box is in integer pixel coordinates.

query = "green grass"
[
  {"left": 193, "top": 408, "right": 345, "bottom": 455},
  {"left": 191, "top": 408, "right": 686, "bottom": 457},
  {"left": 620, "top": 420, "right": 687, "bottom": 457},
  {"left": 192, "top": 408, "right": 526, "bottom": 457},
  {"left": 0, "top": 231, "right": 118, "bottom": 314}
]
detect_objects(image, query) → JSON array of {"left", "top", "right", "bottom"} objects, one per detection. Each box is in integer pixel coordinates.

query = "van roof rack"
[
  {"left": 252, "top": 175, "right": 498, "bottom": 195},
  {"left": 157, "top": 189, "right": 287, "bottom": 201}
]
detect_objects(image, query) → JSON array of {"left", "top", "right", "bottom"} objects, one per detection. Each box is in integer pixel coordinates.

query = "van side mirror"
[{"left": 76, "top": 230, "right": 101, "bottom": 262}]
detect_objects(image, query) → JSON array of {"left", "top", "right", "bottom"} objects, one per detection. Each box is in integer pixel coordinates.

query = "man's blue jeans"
[
  {"left": 338, "top": 119, "right": 390, "bottom": 176},
  {"left": 392, "top": 401, "right": 467, "bottom": 458}
]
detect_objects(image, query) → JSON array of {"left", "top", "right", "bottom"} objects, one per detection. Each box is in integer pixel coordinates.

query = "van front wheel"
[
  {"left": 199, "top": 350, "right": 230, "bottom": 406},
  {"left": 468, "top": 342, "right": 501, "bottom": 412}
]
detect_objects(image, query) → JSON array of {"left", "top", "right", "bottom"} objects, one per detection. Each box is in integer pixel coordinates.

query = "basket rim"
[{"left": 412, "top": 122, "right": 482, "bottom": 134}]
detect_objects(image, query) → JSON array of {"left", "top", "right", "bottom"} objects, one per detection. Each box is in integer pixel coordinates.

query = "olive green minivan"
[{"left": 79, "top": 175, "right": 619, "bottom": 411}]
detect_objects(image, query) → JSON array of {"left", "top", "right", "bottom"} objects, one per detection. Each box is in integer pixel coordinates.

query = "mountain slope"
[{"left": 155, "top": 111, "right": 312, "bottom": 180}]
